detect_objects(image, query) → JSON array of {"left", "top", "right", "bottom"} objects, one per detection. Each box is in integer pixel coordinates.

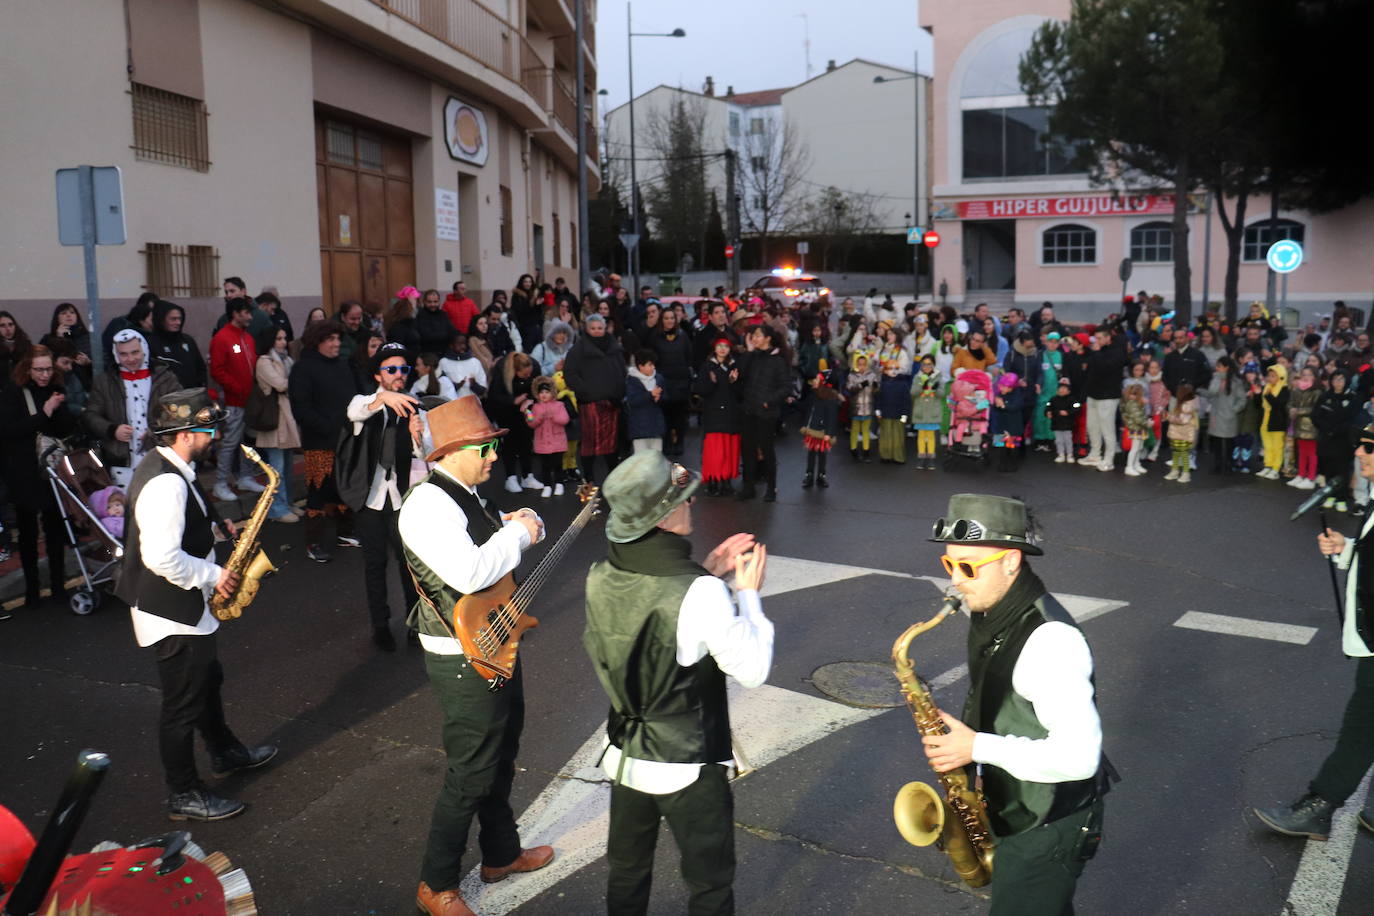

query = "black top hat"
[
  {"left": 929, "top": 493, "right": 1043, "bottom": 556},
  {"left": 152, "top": 388, "right": 227, "bottom": 435}
]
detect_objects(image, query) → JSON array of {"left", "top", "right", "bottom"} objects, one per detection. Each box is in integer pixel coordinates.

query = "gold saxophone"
[
  {"left": 210, "top": 445, "right": 278, "bottom": 620},
  {"left": 892, "top": 591, "right": 996, "bottom": 889}
]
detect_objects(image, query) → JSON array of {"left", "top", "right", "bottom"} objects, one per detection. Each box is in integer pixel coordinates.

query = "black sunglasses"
[
  {"left": 1359, "top": 441, "right": 1374, "bottom": 455},
  {"left": 380, "top": 365, "right": 412, "bottom": 376}
]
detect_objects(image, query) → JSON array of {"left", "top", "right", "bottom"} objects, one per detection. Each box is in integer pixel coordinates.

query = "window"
[
  {"left": 749, "top": 117, "right": 764, "bottom": 135},
  {"left": 729, "top": 112, "right": 740, "bottom": 138},
  {"left": 499, "top": 185, "right": 514, "bottom": 256},
  {"left": 130, "top": 83, "right": 210, "bottom": 171},
  {"left": 141, "top": 243, "right": 221, "bottom": 296},
  {"left": 750, "top": 156, "right": 766, "bottom": 173},
  {"left": 325, "top": 121, "right": 385, "bottom": 171},
  {"left": 1042, "top": 224, "right": 1096, "bottom": 264},
  {"left": 552, "top": 212, "right": 562, "bottom": 266},
  {"left": 1243, "top": 219, "right": 1305, "bottom": 262},
  {"left": 1130, "top": 221, "right": 1173, "bottom": 263},
  {"left": 961, "top": 107, "right": 1081, "bottom": 180}
]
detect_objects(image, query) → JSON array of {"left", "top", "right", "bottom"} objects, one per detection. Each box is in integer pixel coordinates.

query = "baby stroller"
[
  {"left": 944, "top": 369, "right": 993, "bottom": 470},
  {"left": 43, "top": 444, "right": 124, "bottom": 615}
]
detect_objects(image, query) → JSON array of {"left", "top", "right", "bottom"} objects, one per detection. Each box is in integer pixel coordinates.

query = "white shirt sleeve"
[
  {"left": 676, "top": 576, "right": 773, "bottom": 688},
  {"left": 971, "top": 621, "right": 1102, "bottom": 783},
  {"left": 346, "top": 391, "right": 381, "bottom": 424},
  {"left": 398, "top": 480, "right": 530, "bottom": 594},
  {"left": 135, "top": 473, "right": 221, "bottom": 591}
]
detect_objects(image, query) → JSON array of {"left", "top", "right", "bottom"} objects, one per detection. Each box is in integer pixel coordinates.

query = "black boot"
[
  {"left": 704, "top": 480, "right": 718, "bottom": 497},
  {"left": 1254, "top": 793, "right": 1336, "bottom": 840},
  {"left": 210, "top": 743, "right": 279, "bottom": 778},
  {"left": 718, "top": 480, "right": 735, "bottom": 497},
  {"left": 735, "top": 484, "right": 757, "bottom": 501},
  {"left": 167, "top": 787, "right": 245, "bottom": 822},
  {"left": 817, "top": 454, "right": 829, "bottom": 487},
  {"left": 802, "top": 473, "right": 814, "bottom": 488}
]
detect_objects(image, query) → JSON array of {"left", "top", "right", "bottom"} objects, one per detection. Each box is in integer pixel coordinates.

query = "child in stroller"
[{"left": 945, "top": 369, "right": 993, "bottom": 468}]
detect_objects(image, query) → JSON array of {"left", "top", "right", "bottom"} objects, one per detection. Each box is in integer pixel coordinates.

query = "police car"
[{"left": 752, "top": 269, "right": 830, "bottom": 307}]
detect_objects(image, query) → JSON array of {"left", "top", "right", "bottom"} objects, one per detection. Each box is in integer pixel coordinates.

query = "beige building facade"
[{"left": 1, "top": 0, "right": 599, "bottom": 341}]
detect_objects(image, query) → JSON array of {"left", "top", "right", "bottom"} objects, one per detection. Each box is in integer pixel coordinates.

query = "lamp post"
[
  {"left": 874, "top": 51, "right": 925, "bottom": 301},
  {"left": 575, "top": 0, "right": 591, "bottom": 295},
  {"left": 627, "top": 2, "right": 685, "bottom": 304}
]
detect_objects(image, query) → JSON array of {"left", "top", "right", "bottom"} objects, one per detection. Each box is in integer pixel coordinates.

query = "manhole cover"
[{"left": 810, "top": 661, "right": 904, "bottom": 708}]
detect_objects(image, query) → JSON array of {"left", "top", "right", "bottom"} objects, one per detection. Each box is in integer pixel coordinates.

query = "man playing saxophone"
[
  {"left": 920, "top": 494, "right": 1109, "bottom": 915},
  {"left": 116, "top": 389, "right": 277, "bottom": 822}
]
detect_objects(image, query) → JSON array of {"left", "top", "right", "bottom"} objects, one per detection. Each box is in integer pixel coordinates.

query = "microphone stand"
[{"left": 1318, "top": 509, "right": 1346, "bottom": 626}]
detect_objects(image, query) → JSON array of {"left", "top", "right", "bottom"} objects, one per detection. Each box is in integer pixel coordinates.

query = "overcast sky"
[{"left": 593, "top": 0, "right": 933, "bottom": 113}]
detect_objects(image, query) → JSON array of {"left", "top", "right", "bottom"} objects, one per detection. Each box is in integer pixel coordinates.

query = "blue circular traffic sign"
[{"left": 1267, "top": 239, "right": 1303, "bottom": 274}]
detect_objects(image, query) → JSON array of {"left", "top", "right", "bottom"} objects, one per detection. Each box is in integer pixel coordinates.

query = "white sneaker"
[
  {"left": 504, "top": 475, "right": 522, "bottom": 493},
  {"left": 1054, "top": 455, "right": 1067, "bottom": 463},
  {"left": 1077, "top": 456, "right": 1099, "bottom": 466},
  {"left": 236, "top": 476, "right": 266, "bottom": 493},
  {"left": 1124, "top": 466, "right": 1143, "bottom": 476},
  {"left": 1098, "top": 460, "right": 1113, "bottom": 472},
  {"left": 1298, "top": 478, "right": 1317, "bottom": 490},
  {"left": 554, "top": 483, "right": 565, "bottom": 496},
  {"left": 521, "top": 474, "right": 542, "bottom": 489},
  {"left": 212, "top": 482, "right": 238, "bottom": 502},
  {"left": 540, "top": 486, "right": 552, "bottom": 498},
  {"left": 272, "top": 511, "right": 300, "bottom": 524},
  {"left": 1179, "top": 471, "right": 1191, "bottom": 483},
  {"left": 1287, "top": 476, "right": 1305, "bottom": 488},
  {"left": 1164, "top": 468, "right": 1180, "bottom": 481}
]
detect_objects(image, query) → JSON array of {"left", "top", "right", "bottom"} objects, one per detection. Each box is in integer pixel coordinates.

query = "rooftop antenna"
[{"left": 795, "top": 13, "right": 812, "bottom": 79}]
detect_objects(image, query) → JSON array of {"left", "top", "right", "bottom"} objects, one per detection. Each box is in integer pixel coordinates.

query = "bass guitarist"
[{"left": 398, "top": 395, "right": 553, "bottom": 916}]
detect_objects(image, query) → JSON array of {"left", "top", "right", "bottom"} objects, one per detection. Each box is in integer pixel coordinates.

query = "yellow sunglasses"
[{"left": 941, "top": 548, "right": 1012, "bottom": 580}]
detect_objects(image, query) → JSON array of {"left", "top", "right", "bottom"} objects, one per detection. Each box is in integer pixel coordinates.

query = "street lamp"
[
  {"left": 874, "top": 52, "right": 925, "bottom": 300},
  {"left": 627, "top": 2, "right": 685, "bottom": 303}
]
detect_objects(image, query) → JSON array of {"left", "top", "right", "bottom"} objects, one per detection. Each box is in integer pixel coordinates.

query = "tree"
[
  {"left": 642, "top": 95, "right": 711, "bottom": 274},
  {"left": 738, "top": 116, "right": 810, "bottom": 267},
  {"left": 799, "top": 186, "right": 883, "bottom": 272},
  {"left": 1020, "top": 0, "right": 1233, "bottom": 324},
  {"left": 703, "top": 193, "right": 727, "bottom": 271}
]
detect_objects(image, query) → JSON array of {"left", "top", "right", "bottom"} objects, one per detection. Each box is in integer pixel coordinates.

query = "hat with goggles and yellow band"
[
  {"left": 928, "top": 493, "right": 1043, "bottom": 556},
  {"left": 152, "top": 388, "right": 227, "bottom": 436}
]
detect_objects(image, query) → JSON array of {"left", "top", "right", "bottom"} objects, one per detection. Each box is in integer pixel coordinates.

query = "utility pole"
[
  {"left": 575, "top": 0, "right": 590, "bottom": 294},
  {"left": 725, "top": 149, "right": 740, "bottom": 293}
]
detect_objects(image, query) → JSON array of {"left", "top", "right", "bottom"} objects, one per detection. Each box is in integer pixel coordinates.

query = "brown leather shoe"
[
  {"left": 479, "top": 845, "right": 555, "bottom": 884},
  {"left": 415, "top": 881, "right": 475, "bottom": 916}
]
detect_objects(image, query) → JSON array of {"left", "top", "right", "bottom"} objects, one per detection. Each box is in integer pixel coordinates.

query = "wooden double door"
[{"left": 316, "top": 117, "right": 415, "bottom": 314}]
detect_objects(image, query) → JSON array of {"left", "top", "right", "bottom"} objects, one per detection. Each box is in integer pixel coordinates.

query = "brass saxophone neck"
[{"left": 891, "top": 592, "right": 962, "bottom": 668}]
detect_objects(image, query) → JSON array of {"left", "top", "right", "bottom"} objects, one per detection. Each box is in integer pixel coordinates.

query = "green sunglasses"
[{"left": 460, "top": 438, "right": 501, "bottom": 458}]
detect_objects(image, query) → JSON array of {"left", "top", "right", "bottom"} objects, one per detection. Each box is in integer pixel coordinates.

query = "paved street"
[{"left": 3, "top": 434, "right": 1372, "bottom": 915}]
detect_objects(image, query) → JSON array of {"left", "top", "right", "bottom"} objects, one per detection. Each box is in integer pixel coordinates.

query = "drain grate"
[{"left": 810, "top": 661, "right": 905, "bottom": 709}]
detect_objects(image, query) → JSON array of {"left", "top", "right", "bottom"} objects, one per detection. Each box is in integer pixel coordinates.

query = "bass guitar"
[{"left": 451, "top": 485, "right": 600, "bottom": 689}]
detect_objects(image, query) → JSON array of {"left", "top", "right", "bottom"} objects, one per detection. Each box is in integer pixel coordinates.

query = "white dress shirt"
[
  {"left": 397, "top": 466, "right": 535, "bottom": 654},
  {"left": 128, "top": 446, "right": 220, "bottom": 647},
  {"left": 1332, "top": 512, "right": 1374, "bottom": 657},
  {"left": 601, "top": 577, "right": 773, "bottom": 795},
  {"left": 970, "top": 621, "right": 1103, "bottom": 783},
  {"left": 438, "top": 355, "right": 488, "bottom": 399},
  {"left": 346, "top": 390, "right": 413, "bottom": 511}
]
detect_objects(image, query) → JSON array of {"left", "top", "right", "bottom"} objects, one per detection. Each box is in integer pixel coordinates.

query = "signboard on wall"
[
  {"left": 444, "top": 96, "right": 489, "bottom": 166},
  {"left": 934, "top": 193, "right": 1181, "bottom": 220},
  {"left": 435, "top": 188, "right": 459, "bottom": 241}
]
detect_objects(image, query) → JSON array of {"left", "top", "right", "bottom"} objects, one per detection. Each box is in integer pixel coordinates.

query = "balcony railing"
[
  {"left": 371, "top": 0, "right": 540, "bottom": 87},
  {"left": 525, "top": 67, "right": 577, "bottom": 136}
]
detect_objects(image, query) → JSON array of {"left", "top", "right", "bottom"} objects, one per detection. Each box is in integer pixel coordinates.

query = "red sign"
[
  {"left": 923, "top": 230, "right": 941, "bottom": 248},
  {"left": 724, "top": 244, "right": 735, "bottom": 260},
  {"left": 951, "top": 193, "right": 1177, "bottom": 220}
]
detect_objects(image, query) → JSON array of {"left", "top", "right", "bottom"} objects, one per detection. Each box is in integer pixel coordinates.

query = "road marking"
[
  {"left": 1284, "top": 771, "right": 1371, "bottom": 915},
  {"left": 458, "top": 681, "right": 886, "bottom": 914},
  {"left": 1173, "top": 611, "right": 1317, "bottom": 646},
  {"left": 760, "top": 554, "right": 914, "bottom": 598}
]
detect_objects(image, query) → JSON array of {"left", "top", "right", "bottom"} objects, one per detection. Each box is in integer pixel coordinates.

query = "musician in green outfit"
[{"left": 399, "top": 395, "right": 552, "bottom": 916}]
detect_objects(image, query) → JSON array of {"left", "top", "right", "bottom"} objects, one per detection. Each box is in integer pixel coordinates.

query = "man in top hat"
[
  {"left": 922, "top": 493, "right": 1110, "bottom": 915},
  {"left": 1253, "top": 423, "right": 1374, "bottom": 841},
  {"left": 398, "top": 395, "right": 552, "bottom": 916},
  {"left": 583, "top": 450, "right": 772, "bottom": 915},
  {"left": 115, "top": 388, "right": 277, "bottom": 822}
]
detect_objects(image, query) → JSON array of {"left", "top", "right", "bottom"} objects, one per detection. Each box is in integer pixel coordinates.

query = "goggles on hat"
[
  {"left": 932, "top": 517, "right": 991, "bottom": 541},
  {"left": 648, "top": 462, "right": 695, "bottom": 517}
]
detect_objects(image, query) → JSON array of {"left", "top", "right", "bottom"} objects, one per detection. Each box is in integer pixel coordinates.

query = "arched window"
[
  {"left": 1243, "top": 219, "right": 1305, "bottom": 262},
  {"left": 1129, "top": 221, "right": 1173, "bottom": 263},
  {"left": 1043, "top": 224, "right": 1097, "bottom": 265}
]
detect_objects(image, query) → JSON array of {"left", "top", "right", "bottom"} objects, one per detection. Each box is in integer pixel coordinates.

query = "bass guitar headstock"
[{"left": 576, "top": 483, "right": 602, "bottom": 515}]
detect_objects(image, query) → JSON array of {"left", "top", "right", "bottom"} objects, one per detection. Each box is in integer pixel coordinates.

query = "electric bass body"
[{"left": 452, "top": 574, "right": 536, "bottom": 688}]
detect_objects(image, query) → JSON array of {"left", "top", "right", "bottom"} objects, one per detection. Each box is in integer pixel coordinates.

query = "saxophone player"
[
  {"left": 116, "top": 389, "right": 277, "bottom": 822},
  {"left": 921, "top": 494, "right": 1110, "bottom": 915}
]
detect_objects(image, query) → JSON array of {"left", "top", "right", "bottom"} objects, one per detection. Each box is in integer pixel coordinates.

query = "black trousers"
[
  {"left": 420, "top": 652, "right": 525, "bottom": 892},
  {"left": 14, "top": 505, "right": 66, "bottom": 600},
  {"left": 1312, "top": 656, "right": 1374, "bottom": 805},
  {"left": 1209, "top": 435, "right": 1234, "bottom": 472},
  {"left": 355, "top": 505, "right": 418, "bottom": 629},
  {"left": 740, "top": 420, "right": 777, "bottom": 491},
  {"left": 154, "top": 633, "right": 240, "bottom": 793},
  {"left": 607, "top": 764, "right": 735, "bottom": 916},
  {"left": 662, "top": 401, "right": 689, "bottom": 456},
  {"left": 537, "top": 453, "right": 561, "bottom": 487},
  {"left": 988, "top": 800, "right": 1103, "bottom": 916}
]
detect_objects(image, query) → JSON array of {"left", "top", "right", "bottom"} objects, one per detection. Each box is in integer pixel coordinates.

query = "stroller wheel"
[{"left": 70, "top": 589, "right": 101, "bottom": 616}]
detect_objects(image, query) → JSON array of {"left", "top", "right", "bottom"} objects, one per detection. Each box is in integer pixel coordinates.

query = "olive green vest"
[
  {"left": 964, "top": 593, "right": 1106, "bottom": 837},
  {"left": 402, "top": 470, "right": 502, "bottom": 639},
  {"left": 584, "top": 561, "right": 732, "bottom": 766}
]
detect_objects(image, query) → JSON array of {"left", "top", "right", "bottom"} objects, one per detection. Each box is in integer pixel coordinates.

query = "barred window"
[
  {"left": 141, "top": 244, "right": 221, "bottom": 296},
  {"left": 131, "top": 83, "right": 210, "bottom": 171},
  {"left": 500, "top": 185, "right": 514, "bottom": 256},
  {"left": 325, "top": 121, "right": 385, "bottom": 172},
  {"left": 1042, "top": 223, "right": 1096, "bottom": 265},
  {"left": 1130, "top": 221, "right": 1173, "bottom": 263},
  {"left": 1243, "top": 219, "right": 1305, "bottom": 262}
]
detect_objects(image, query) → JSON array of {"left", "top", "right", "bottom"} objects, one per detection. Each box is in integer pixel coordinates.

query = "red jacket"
[
  {"left": 209, "top": 324, "right": 258, "bottom": 407},
  {"left": 443, "top": 294, "right": 480, "bottom": 334}
]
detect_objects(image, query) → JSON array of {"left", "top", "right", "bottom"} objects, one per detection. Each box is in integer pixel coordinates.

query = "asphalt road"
[{"left": 3, "top": 434, "right": 1371, "bottom": 915}]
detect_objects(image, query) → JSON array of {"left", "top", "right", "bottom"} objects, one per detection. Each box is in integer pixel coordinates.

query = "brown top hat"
[{"left": 424, "top": 395, "right": 508, "bottom": 463}]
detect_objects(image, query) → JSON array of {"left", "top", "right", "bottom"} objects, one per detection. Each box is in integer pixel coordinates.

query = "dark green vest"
[
  {"left": 964, "top": 593, "right": 1105, "bottom": 837},
  {"left": 583, "top": 559, "right": 732, "bottom": 767},
  {"left": 402, "top": 470, "right": 502, "bottom": 638}
]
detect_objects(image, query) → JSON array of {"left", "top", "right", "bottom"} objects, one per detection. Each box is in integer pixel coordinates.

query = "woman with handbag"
[
  {"left": 252, "top": 326, "right": 301, "bottom": 523},
  {"left": 0, "top": 345, "right": 78, "bottom": 607}
]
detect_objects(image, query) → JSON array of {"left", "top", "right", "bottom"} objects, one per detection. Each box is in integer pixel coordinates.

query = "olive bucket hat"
[
  {"left": 602, "top": 450, "right": 701, "bottom": 544},
  {"left": 928, "top": 493, "right": 1043, "bottom": 556}
]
